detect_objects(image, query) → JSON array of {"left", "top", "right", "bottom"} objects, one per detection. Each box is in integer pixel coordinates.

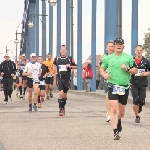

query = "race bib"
[
  {"left": 47, "top": 73, "right": 52, "bottom": 77},
  {"left": 112, "top": 86, "right": 125, "bottom": 95},
  {"left": 39, "top": 80, "right": 46, "bottom": 85},
  {"left": 20, "top": 66, "right": 25, "bottom": 70},
  {"left": 33, "top": 78, "right": 40, "bottom": 84},
  {"left": 135, "top": 69, "right": 145, "bottom": 76},
  {"left": 59, "top": 65, "right": 67, "bottom": 72}
]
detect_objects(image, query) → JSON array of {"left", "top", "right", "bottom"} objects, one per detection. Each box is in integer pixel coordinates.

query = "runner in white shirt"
[{"left": 23, "top": 53, "right": 41, "bottom": 111}]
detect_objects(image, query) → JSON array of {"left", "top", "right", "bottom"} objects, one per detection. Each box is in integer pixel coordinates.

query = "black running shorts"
[
  {"left": 108, "top": 87, "right": 129, "bottom": 105},
  {"left": 58, "top": 78, "right": 69, "bottom": 93},
  {"left": 45, "top": 76, "right": 54, "bottom": 85},
  {"left": 131, "top": 85, "right": 146, "bottom": 106},
  {"left": 39, "top": 85, "right": 46, "bottom": 90}
]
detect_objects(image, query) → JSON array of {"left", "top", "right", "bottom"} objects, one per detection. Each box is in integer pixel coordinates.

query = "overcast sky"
[{"left": 0, "top": 0, "right": 150, "bottom": 62}]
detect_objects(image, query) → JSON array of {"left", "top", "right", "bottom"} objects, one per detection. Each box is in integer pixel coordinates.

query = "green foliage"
[{"left": 143, "top": 31, "right": 150, "bottom": 60}]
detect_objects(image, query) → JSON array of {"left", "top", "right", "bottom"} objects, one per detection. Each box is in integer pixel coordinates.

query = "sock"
[
  {"left": 38, "top": 96, "right": 41, "bottom": 103},
  {"left": 63, "top": 98, "right": 67, "bottom": 107},
  {"left": 19, "top": 86, "right": 22, "bottom": 96},
  {"left": 58, "top": 99, "right": 63, "bottom": 109},
  {"left": 113, "top": 128, "right": 118, "bottom": 134},
  {"left": 23, "top": 87, "right": 27, "bottom": 95}
]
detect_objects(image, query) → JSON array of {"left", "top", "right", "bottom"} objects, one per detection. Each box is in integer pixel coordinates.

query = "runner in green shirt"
[{"left": 100, "top": 38, "right": 137, "bottom": 140}]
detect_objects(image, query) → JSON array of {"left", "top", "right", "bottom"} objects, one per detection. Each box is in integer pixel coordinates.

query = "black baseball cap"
[{"left": 114, "top": 38, "right": 124, "bottom": 44}]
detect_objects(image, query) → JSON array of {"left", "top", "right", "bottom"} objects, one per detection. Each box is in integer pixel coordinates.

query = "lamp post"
[
  {"left": 6, "top": 40, "right": 13, "bottom": 53},
  {"left": 14, "top": 30, "right": 20, "bottom": 62},
  {"left": 48, "top": 0, "right": 57, "bottom": 6}
]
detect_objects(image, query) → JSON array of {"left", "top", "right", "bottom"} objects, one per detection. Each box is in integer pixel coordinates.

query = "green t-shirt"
[{"left": 101, "top": 53, "right": 134, "bottom": 86}]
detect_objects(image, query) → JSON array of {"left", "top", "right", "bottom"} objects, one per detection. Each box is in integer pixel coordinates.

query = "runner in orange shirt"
[{"left": 43, "top": 53, "right": 55, "bottom": 100}]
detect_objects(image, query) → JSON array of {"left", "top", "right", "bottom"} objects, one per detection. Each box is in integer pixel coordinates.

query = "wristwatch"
[{"left": 126, "top": 67, "right": 130, "bottom": 72}]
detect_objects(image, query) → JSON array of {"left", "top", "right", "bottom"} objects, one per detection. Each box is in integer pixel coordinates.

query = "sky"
[{"left": 0, "top": 0, "right": 150, "bottom": 62}]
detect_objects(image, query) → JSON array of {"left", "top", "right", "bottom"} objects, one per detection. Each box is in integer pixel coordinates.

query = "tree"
[{"left": 143, "top": 30, "right": 150, "bottom": 60}]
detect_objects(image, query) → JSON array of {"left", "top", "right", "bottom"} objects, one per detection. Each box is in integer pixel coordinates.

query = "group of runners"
[
  {"left": 0, "top": 39, "right": 149, "bottom": 140},
  {"left": 0, "top": 45, "right": 77, "bottom": 116},
  {"left": 100, "top": 38, "right": 150, "bottom": 140}
]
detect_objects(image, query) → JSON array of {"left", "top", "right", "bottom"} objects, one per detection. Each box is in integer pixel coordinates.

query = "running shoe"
[
  {"left": 4, "top": 100, "right": 8, "bottom": 105},
  {"left": 106, "top": 112, "right": 110, "bottom": 122},
  {"left": 38, "top": 103, "right": 41, "bottom": 108},
  {"left": 9, "top": 97, "right": 12, "bottom": 101},
  {"left": 23, "top": 94, "right": 25, "bottom": 100},
  {"left": 33, "top": 105, "right": 37, "bottom": 111},
  {"left": 135, "top": 116, "right": 140, "bottom": 123},
  {"left": 28, "top": 104, "right": 32, "bottom": 112},
  {"left": 114, "top": 131, "right": 121, "bottom": 140},
  {"left": 20, "top": 95, "right": 23, "bottom": 100},
  {"left": 59, "top": 108, "right": 65, "bottom": 116},
  {"left": 46, "top": 96, "right": 50, "bottom": 100},
  {"left": 41, "top": 97, "right": 44, "bottom": 102},
  {"left": 50, "top": 92, "right": 53, "bottom": 98},
  {"left": 16, "top": 93, "right": 19, "bottom": 98}
]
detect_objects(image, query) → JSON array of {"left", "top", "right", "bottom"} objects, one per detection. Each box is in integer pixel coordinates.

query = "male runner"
[
  {"left": 0, "top": 53, "right": 16, "bottom": 104},
  {"left": 37, "top": 56, "right": 49, "bottom": 108},
  {"left": 100, "top": 40, "right": 114, "bottom": 122},
  {"left": 43, "top": 53, "right": 55, "bottom": 100},
  {"left": 100, "top": 38, "right": 137, "bottom": 140},
  {"left": 131, "top": 45, "right": 150, "bottom": 123},
  {"left": 53, "top": 45, "right": 77, "bottom": 116},
  {"left": 23, "top": 53, "right": 41, "bottom": 111},
  {"left": 18, "top": 54, "right": 28, "bottom": 100}
]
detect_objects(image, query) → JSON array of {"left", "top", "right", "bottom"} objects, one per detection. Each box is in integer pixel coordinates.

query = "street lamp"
[
  {"left": 28, "top": 21, "right": 34, "bottom": 28},
  {"left": 48, "top": 0, "right": 57, "bottom": 6},
  {"left": 28, "top": 14, "right": 48, "bottom": 28}
]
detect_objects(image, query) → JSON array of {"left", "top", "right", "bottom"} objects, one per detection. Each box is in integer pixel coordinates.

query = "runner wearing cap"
[
  {"left": 43, "top": 53, "right": 55, "bottom": 100},
  {"left": 100, "top": 38, "right": 137, "bottom": 140},
  {"left": 23, "top": 53, "right": 41, "bottom": 111},
  {"left": 18, "top": 54, "right": 29, "bottom": 100},
  {"left": 0, "top": 53, "right": 16, "bottom": 104}
]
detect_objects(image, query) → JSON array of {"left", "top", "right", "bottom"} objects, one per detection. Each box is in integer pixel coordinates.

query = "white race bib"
[
  {"left": 47, "top": 73, "right": 52, "bottom": 77},
  {"left": 33, "top": 78, "right": 40, "bottom": 84},
  {"left": 112, "top": 86, "right": 125, "bottom": 95},
  {"left": 59, "top": 65, "right": 67, "bottom": 72},
  {"left": 20, "top": 66, "right": 25, "bottom": 70},
  {"left": 39, "top": 80, "right": 46, "bottom": 85},
  {"left": 135, "top": 69, "right": 145, "bottom": 76}
]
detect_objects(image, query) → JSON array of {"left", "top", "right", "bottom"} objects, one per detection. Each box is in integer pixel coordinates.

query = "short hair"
[
  {"left": 47, "top": 53, "right": 51, "bottom": 56},
  {"left": 38, "top": 56, "right": 43, "bottom": 58},
  {"left": 61, "top": 45, "right": 67, "bottom": 50},
  {"left": 135, "top": 45, "right": 143, "bottom": 49},
  {"left": 106, "top": 40, "right": 114, "bottom": 45}
]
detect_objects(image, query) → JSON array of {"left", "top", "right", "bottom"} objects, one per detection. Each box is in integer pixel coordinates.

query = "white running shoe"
[{"left": 106, "top": 112, "right": 110, "bottom": 122}]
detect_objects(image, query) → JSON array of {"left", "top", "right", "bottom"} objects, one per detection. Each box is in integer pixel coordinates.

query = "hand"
[
  {"left": 66, "top": 64, "right": 71, "bottom": 68},
  {"left": 141, "top": 72, "right": 149, "bottom": 76},
  {"left": 28, "top": 72, "right": 32, "bottom": 76},
  {"left": 121, "top": 64, "right": 128, "bottom": 71},
  {"left": 11, "top": 74, "right": 14, "bottom": 77},
  {"left": 1, "top": 72, "right": 4, "bottom": 76},
  {"left": 103, "top": 72, "right": 110, "bottom": 80}
]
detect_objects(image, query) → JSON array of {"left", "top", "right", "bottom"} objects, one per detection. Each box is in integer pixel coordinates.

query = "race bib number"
[
  {"left": 39, "top": 80, "right": 46, "bottom": 85},
  {"left": 20, "top": 66, "right": 25, "bottom": 70},
  {"left": 59, "top": 65, "right": 67, "bottom": 72},
  {"left": 47, "top": 73, "right": 52, "bottom": 77},
  {"left": 135, "top": 69, "right": 145, "bottom": 76},
  {"left": 112, "top": 86, "right": 125, "bottom": 95},
  {"left": 33, "top": 78, "right": 40, "bottom": 84}
]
